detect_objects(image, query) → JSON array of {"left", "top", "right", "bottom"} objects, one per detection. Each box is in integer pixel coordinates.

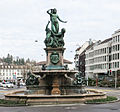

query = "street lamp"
[{"left": 115, "top": 70, "right": 117, "bottom": 88}]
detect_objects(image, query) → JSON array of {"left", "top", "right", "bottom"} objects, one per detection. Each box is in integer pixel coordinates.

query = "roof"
[
  {"left": 37, "top": 61, "right": 46, "bottom": 65},
  {"left": 37, "top": 59, "right": 72, "bottom": 65},
  {"left": 63, "top": 59, "right": 73, "bottom": 64},
  {"left": 86, "top": 43, "right": 95, "bottom": 50},
  {"left": 75, "top": 47, "right": 81, "bottom": 51},
  {"left": 99, "top": 38, "right": 112, "bottom": 45},
  {"left": 79, "top": 50, "right": 85, "bottom": 56},
  {"left": 0, "top": 65, "right": 27, "bottom": 69}
]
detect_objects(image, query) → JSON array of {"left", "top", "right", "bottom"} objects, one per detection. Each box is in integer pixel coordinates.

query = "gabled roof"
[
  {"left": 99, "top": 38, "right": 112, "bottom": 45},
  {"left": 75, "top": 47, "right": 81, "bottom": 51},
  {"left": 63, "top": 59, "right": 73, "bottom": 64},
  {"left": 86, "top": 43, "right": 95, "bottom": 50}
]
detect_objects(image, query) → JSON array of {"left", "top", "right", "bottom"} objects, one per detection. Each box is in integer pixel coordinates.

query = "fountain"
[{"left": 5, "top": 8, "right": 106, "bottom": 105}]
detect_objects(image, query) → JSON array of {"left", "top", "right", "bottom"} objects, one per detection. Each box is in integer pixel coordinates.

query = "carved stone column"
[{"left": 51, "top": 75, "right": 61, "bottom": 95}]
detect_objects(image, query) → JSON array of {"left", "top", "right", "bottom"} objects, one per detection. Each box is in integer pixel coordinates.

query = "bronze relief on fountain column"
[{"left": 50, "top": 51, "right": 60, "bottom": 64}]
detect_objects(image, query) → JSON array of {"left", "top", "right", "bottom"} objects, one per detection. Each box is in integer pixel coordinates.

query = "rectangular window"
[
  {"left": 109, "top": 47, "right": 111, "bottom": 53},
  {"left": 113, "top": 54, "right": 114, "bottom": 60},
  {"left": 105, "top": 56, "right": 106, "bottom": 61},
  {"left": 116, "top": 45, "right": 117, "bottom": 51},
  {"left": 109, "top": 63, "right": 111, "bottom": 69},
  {"left": 112, "top": 62, "right": 114, "bottom": 68},
  {"left": 118, "top": 62, "right": 119, "bottom": 68},
  {"left": 109, "top": 55, "right": 111, "bottom": 61},
  {"left": 116, "top": 36, "right": 117, "bottom": 42},
  {"left": 115, "top": 62, "right": 117, "bottom": 68},
  {"left": 105, "top": 48, "right": 106, "bottom": 53},
  {"left": 115, "top": 54, "right": 117, "bottom": 60}
]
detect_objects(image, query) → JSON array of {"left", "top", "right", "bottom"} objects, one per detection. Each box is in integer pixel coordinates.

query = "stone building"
[
  {"left": 0, "top": 64, "right": 28, "bottom": 82},
  {"left": 74, "top": 39, "right": 95, "bottom": 71},
  {"left": 85, "top": 29, "right": 120, "bottom": 80},
  {"left": 74, "top": 39, "right": 95, "bottom": 77}
]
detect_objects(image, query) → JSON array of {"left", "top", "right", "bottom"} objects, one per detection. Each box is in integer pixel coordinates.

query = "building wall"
[
  {"left": 85, "top": 29, "right": 120, "bottom": 79},
  {"left": 0, "top": 65, "right": 28, "bottom": 81},
  {"left": 79, "top": 53, "right": 85, "bottom": 76},
  {"left": 74, "top": 39, "right": 94, "bottom": 70}
]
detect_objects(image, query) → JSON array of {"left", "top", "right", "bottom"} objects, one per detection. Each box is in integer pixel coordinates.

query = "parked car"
[
  {"left": 20, "top": 82, "right": 26, "bottom": 86},
  {"left": 5, "top": 82, "right": 14, "bottom": 88},
  {"left": 0, "top": 82, "right": 4, "bottom": 87},
  {"left": 1, "top": 82, "right": 14, "bottom": 88},
  {"left": 0, "top": 82, "right": 6, "bottom": 87}
]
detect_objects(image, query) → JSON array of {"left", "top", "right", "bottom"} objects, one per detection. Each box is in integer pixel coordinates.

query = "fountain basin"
[{"left": 5, "top": 90, "right": 106, "bottom": 105}]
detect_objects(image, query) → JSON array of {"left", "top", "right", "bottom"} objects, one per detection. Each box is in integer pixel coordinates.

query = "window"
[
  {"left": 116, "top": 45, "right": 117, "bottom": 51},
  {"left": 118, "top": 44, "right": 119, "bottom": 51},
  {"left": 105, "top": 48, "right": 106, "bottom": 53},
  {"left": 109, "top": 55, "right": 111, "bottom": 61},
  {"left": 113, "top": 62, "right": 115, "bottom": 68},
  {"left": 109, "top": 47, "right": 111, "bottom": 53},
  {"left": 109, "top": 63, "right": 111, "bottom": 69},
  {"left": 105, "top": 64, "right": 106, "bottom": 69},
  {"left": 118, "top": 62, "right": 119, "bottom": 68},
  {"left": 115, "top": 62, "right": 117, "bottom": 68},
  {"left": 105, "top": 56, "right": 106, "bottom": 61},
  {"left": 113, "top": 54, "right": 115, "bottom": 60}
]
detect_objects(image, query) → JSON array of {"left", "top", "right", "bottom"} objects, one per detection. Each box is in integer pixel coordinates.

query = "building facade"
[
  {"left": 74, "top": 39, "right": 95, "bottom": 71},
  {"left": 85, "top": 29, "right": 120, "bottom": 80},
  {"left": 0, "top": 64, "right": 28, "bottom": 82}
]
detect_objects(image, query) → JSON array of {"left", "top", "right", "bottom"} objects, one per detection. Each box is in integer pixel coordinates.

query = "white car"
[
  {"left": 0, "top": 82, "right": 6, "bottom": 87},
  {"left": 2, "top": 82, "right": 14, "bottom": 88},
  {"left": 20, "top": 82, "right": 26, "bottom": 86},
  {"left": 0, "top": 82, "right": 4, "bottom": 87}
]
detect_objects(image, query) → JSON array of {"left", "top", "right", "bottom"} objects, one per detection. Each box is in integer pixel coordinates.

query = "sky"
[{"left": 0, "top": 0, "right": 120, "bottom": 62}]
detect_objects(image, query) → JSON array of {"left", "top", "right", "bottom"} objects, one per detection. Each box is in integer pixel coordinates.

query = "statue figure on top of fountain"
[{"left": 44, "top": 8, "right": 67, "bottom": 48}]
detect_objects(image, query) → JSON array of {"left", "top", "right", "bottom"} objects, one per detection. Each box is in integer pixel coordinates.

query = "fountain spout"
[{"left": 64, "top": 74, "right": 74, "bottom": 84}]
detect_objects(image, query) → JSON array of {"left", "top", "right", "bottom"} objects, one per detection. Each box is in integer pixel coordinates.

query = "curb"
[
  {"left": 0, "top": 104, "right": 29, "bottom": 107},
  {"left": 0, "top": 98, "right": 29, "bottom": 107},
  {"left": 84, "top": 98, "right": 120, "bottom": 104}
]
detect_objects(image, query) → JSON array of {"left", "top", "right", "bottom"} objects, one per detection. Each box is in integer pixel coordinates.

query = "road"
[
  {"left": 0, "top": 102, "right": 120, "bottom": 112},
  {"left": 0, "top": 86, "right": 25, "bottom": 99},
  {"left": 0, "top": 87, "right": 120, "bottom": 112}
]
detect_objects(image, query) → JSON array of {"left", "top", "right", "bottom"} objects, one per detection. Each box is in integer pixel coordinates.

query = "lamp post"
[
  {"left": 96, "top": 74, "right": 98, "bottom": 87},
  {"left": 115, "top": 70, "right": 117, "bottom": 88}
]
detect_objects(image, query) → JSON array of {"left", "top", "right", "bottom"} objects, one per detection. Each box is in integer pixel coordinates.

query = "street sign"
[{"left": 13, "top": 74, "right": 16, "bottom": 80}]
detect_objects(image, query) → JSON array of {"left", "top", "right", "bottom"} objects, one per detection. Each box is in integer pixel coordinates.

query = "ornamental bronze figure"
[{"left": 44, "top": 8, "right": 67, "bottom": 48}]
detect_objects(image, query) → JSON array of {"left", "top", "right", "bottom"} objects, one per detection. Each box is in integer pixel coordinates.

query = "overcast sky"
[{"left": 0, "top": 0, "right": 120, "bottom": 62}]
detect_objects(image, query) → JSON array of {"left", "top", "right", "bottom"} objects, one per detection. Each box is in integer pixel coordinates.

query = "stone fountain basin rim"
[
  {"left": 33, "top": 70, "right": 78, "bottom": 74},
  {"left": 5, "top": 90, "right": 106, "bottom": 98}
]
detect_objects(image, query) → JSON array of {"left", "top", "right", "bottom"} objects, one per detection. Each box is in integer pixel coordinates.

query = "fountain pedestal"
[
  {"left": 51, "top": 75, "right": 61, "bottom": 95},
  {"left": 44, "top": 47, "right": 66, "bottom": 70},
  {"left": 42, "top": 47, "right": 69, "bottom": 95}
]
